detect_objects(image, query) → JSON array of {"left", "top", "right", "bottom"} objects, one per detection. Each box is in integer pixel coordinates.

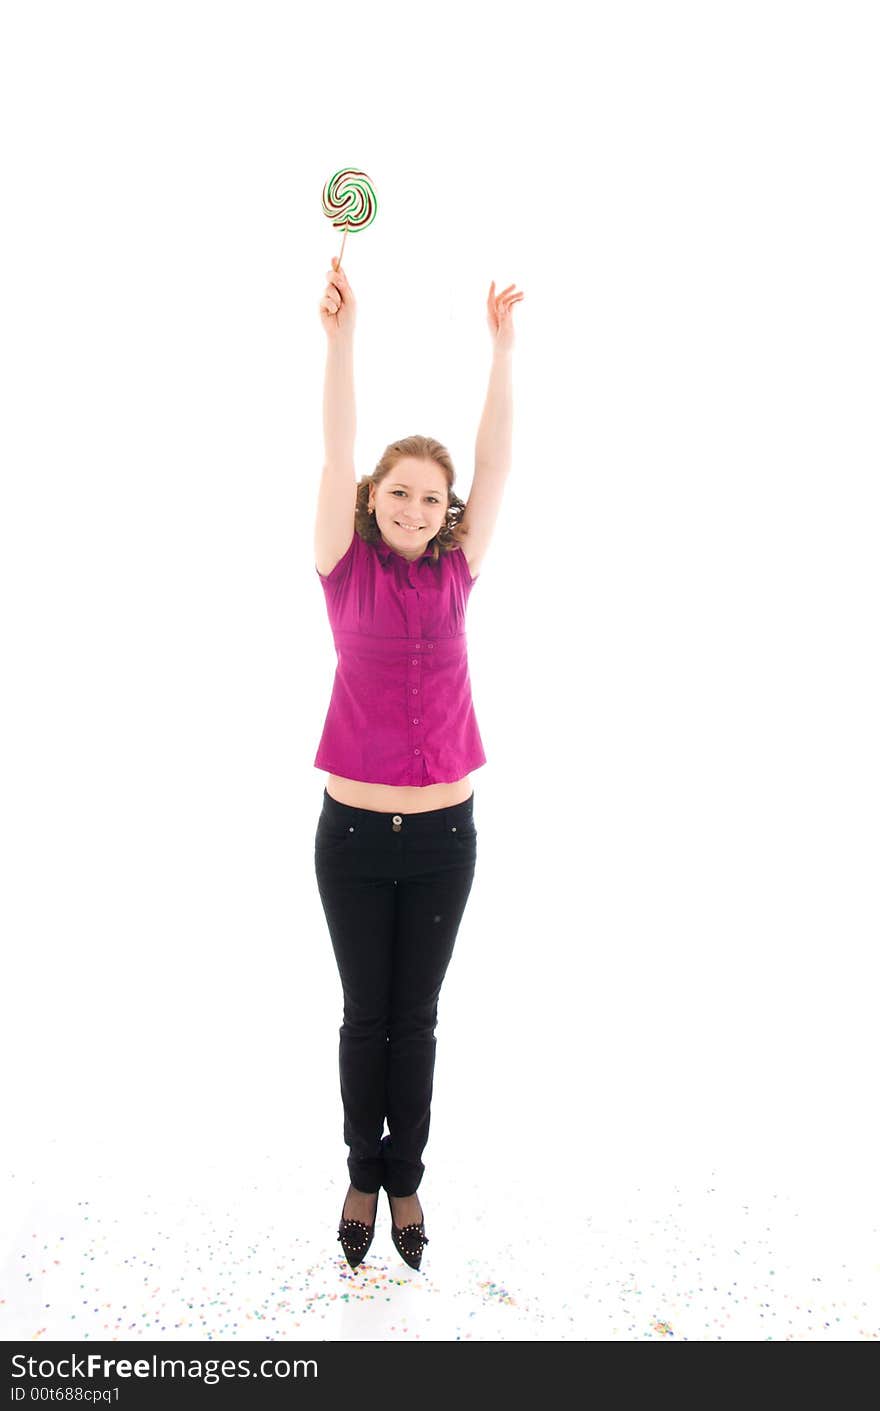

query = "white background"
[{"left": 1, "top": 0, "right": 878, "bottom": 1338}]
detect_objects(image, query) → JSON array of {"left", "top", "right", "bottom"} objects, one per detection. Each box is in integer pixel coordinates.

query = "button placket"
[{"left": 404, "top": 576, "right": 426, "bottom": 785}]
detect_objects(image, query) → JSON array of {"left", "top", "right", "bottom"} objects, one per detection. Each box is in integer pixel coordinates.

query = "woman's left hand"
[{"left": 487, "top": 280, "right": 525, "bottom": 351}]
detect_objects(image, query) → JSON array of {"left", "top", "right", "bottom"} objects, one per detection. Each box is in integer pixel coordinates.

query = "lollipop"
[{"left": 322, "top": 167, "right": 377, "bottom": 271}]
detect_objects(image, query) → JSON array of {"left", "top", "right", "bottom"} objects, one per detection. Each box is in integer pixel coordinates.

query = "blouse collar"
[{"left": 373, "top": 535, "right": 431, "bottom": 568}]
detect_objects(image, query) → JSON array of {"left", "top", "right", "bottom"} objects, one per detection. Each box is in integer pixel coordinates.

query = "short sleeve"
[
  {"left": 450, "top": 544, "right": 479, "bottom": 586},
  {"left": 316, "top": 529, "right": 358, "bottom": 586}
]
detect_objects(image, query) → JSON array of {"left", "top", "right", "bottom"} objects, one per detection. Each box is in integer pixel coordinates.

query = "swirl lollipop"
[{"left": 322, "top": 167, "right": 378, "bottom": 271}]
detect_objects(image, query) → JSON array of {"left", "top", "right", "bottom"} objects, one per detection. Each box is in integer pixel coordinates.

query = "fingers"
[
  {"left": 322, "top": 256, "right": 349, "bottom": 315},
  {"left": 328, "top": 256, "right": 349, "bottom": 291},
  {"left": 489, "top": 280, "right": 525, "bottom": 306},
  {"left": 488, "top": 288, "right": 525, "bottom": 323},
  {"left": 320, "top": 256, "right": 356, "bottom": 326}
]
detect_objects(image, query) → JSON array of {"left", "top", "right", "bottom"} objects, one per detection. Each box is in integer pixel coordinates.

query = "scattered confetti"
[{"left": 2, "top": 1144, "right": 878, "bottom": 1341}]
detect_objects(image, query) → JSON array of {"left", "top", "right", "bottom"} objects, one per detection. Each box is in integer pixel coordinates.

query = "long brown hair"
[{"left": 355, "top": 435, "right": 468, "bottom": 564}]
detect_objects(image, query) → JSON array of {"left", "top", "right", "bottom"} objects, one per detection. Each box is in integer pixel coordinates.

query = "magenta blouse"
[{"left": 314, "top": 529, "right": 487, "bottom": 786}]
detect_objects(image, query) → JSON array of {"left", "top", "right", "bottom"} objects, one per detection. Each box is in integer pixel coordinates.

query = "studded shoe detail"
[
  {"left": 387, "top": 1191, "right": 429, "bottom": 1271},
  {"left": 337, "top": 1188, "right": 378, "bottom": 1270}
]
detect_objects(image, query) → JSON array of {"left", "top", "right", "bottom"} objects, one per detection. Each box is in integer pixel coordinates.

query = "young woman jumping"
[{"left": 313, "top": 255, "right": 523, "bottom": 1271}]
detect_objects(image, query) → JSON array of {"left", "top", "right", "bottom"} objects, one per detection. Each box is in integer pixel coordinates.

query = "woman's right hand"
[{"left": 319, "top": 256, "right": 357, "bottom": 340}]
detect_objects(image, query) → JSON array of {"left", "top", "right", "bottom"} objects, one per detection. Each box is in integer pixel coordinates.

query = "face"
[{"left": 368, "top": 458, "right": 449, "bottom": 559}]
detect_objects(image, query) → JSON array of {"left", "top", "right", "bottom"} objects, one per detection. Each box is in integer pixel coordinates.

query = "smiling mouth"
[{"left": 395, "top": 522, "right": 424, "bottom": 532}]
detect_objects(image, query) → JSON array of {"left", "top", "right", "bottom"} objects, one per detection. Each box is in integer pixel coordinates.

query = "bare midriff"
[{"left": 325, "top": 773, "right": 474, "bottom": 813}]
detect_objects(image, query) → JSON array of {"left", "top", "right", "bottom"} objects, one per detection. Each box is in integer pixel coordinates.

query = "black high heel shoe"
[
  {"left": 387, "top": 1191, "right": 429, "bottom": 1271},
  {"left": 337, "top": 1186, "right": 379, "bottom": 1270}
]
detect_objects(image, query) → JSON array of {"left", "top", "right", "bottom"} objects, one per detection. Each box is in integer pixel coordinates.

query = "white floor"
[{"left": 2, "top": 1133, "right": 878, "bottom": 1342}]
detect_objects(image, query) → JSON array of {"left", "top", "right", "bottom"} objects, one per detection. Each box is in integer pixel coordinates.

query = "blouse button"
[
  {"left": 414, "top": 748, "right": 421, "bottom": 755},
  {"left": 426, "top": 643, "right": 434, "bottom": 650},
  {"left": 413, "top": 717, "right": 419, "bottom": 724},
  {"left": 411, "top": 658, "right": 418, "bottom": 665}
]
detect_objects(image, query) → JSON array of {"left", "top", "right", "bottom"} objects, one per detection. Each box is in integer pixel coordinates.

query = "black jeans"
[{"left": 314, "top": 786, "right": 478, "bottom": 1197}]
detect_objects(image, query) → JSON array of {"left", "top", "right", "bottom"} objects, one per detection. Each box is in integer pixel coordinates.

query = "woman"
[{"left": 314, "top": 255, "right": 524, "bottom": 1271}]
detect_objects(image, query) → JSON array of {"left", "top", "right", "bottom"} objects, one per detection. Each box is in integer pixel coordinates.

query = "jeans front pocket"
[
  {"left": 315, "top": 814, "right": 357, "bottom": 855},
  {"left": 450, "top": 818, "right": 477, "bottom": 850}
]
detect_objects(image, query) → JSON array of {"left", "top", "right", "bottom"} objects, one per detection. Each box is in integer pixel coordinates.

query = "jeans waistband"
[{"left": 321, "top": 786, "right": 474, "bottom": 833}]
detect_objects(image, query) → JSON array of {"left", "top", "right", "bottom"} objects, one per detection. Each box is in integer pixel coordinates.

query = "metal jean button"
[{"left": 392, "top": 813, "right": 403, "bottom": 833}]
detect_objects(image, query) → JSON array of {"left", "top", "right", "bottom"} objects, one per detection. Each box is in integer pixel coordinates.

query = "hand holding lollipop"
[{"left": 319, "top": 255, "right": 358, "bottom": 341}]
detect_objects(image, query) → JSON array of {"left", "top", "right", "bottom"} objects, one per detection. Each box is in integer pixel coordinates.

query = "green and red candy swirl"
[{"left": 322, "top": 168, "right": 377, "bottom": 268}]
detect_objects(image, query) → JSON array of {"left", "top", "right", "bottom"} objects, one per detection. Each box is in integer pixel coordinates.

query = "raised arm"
[
  {"left": 315, "top": 258, "right": 359, "bottom": 576},
  {"left": 457, "top": 280, "right": 525, "bottom": 578},
  {"left": 475, "top": 344, "right": 514, "bottom": 474}
]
